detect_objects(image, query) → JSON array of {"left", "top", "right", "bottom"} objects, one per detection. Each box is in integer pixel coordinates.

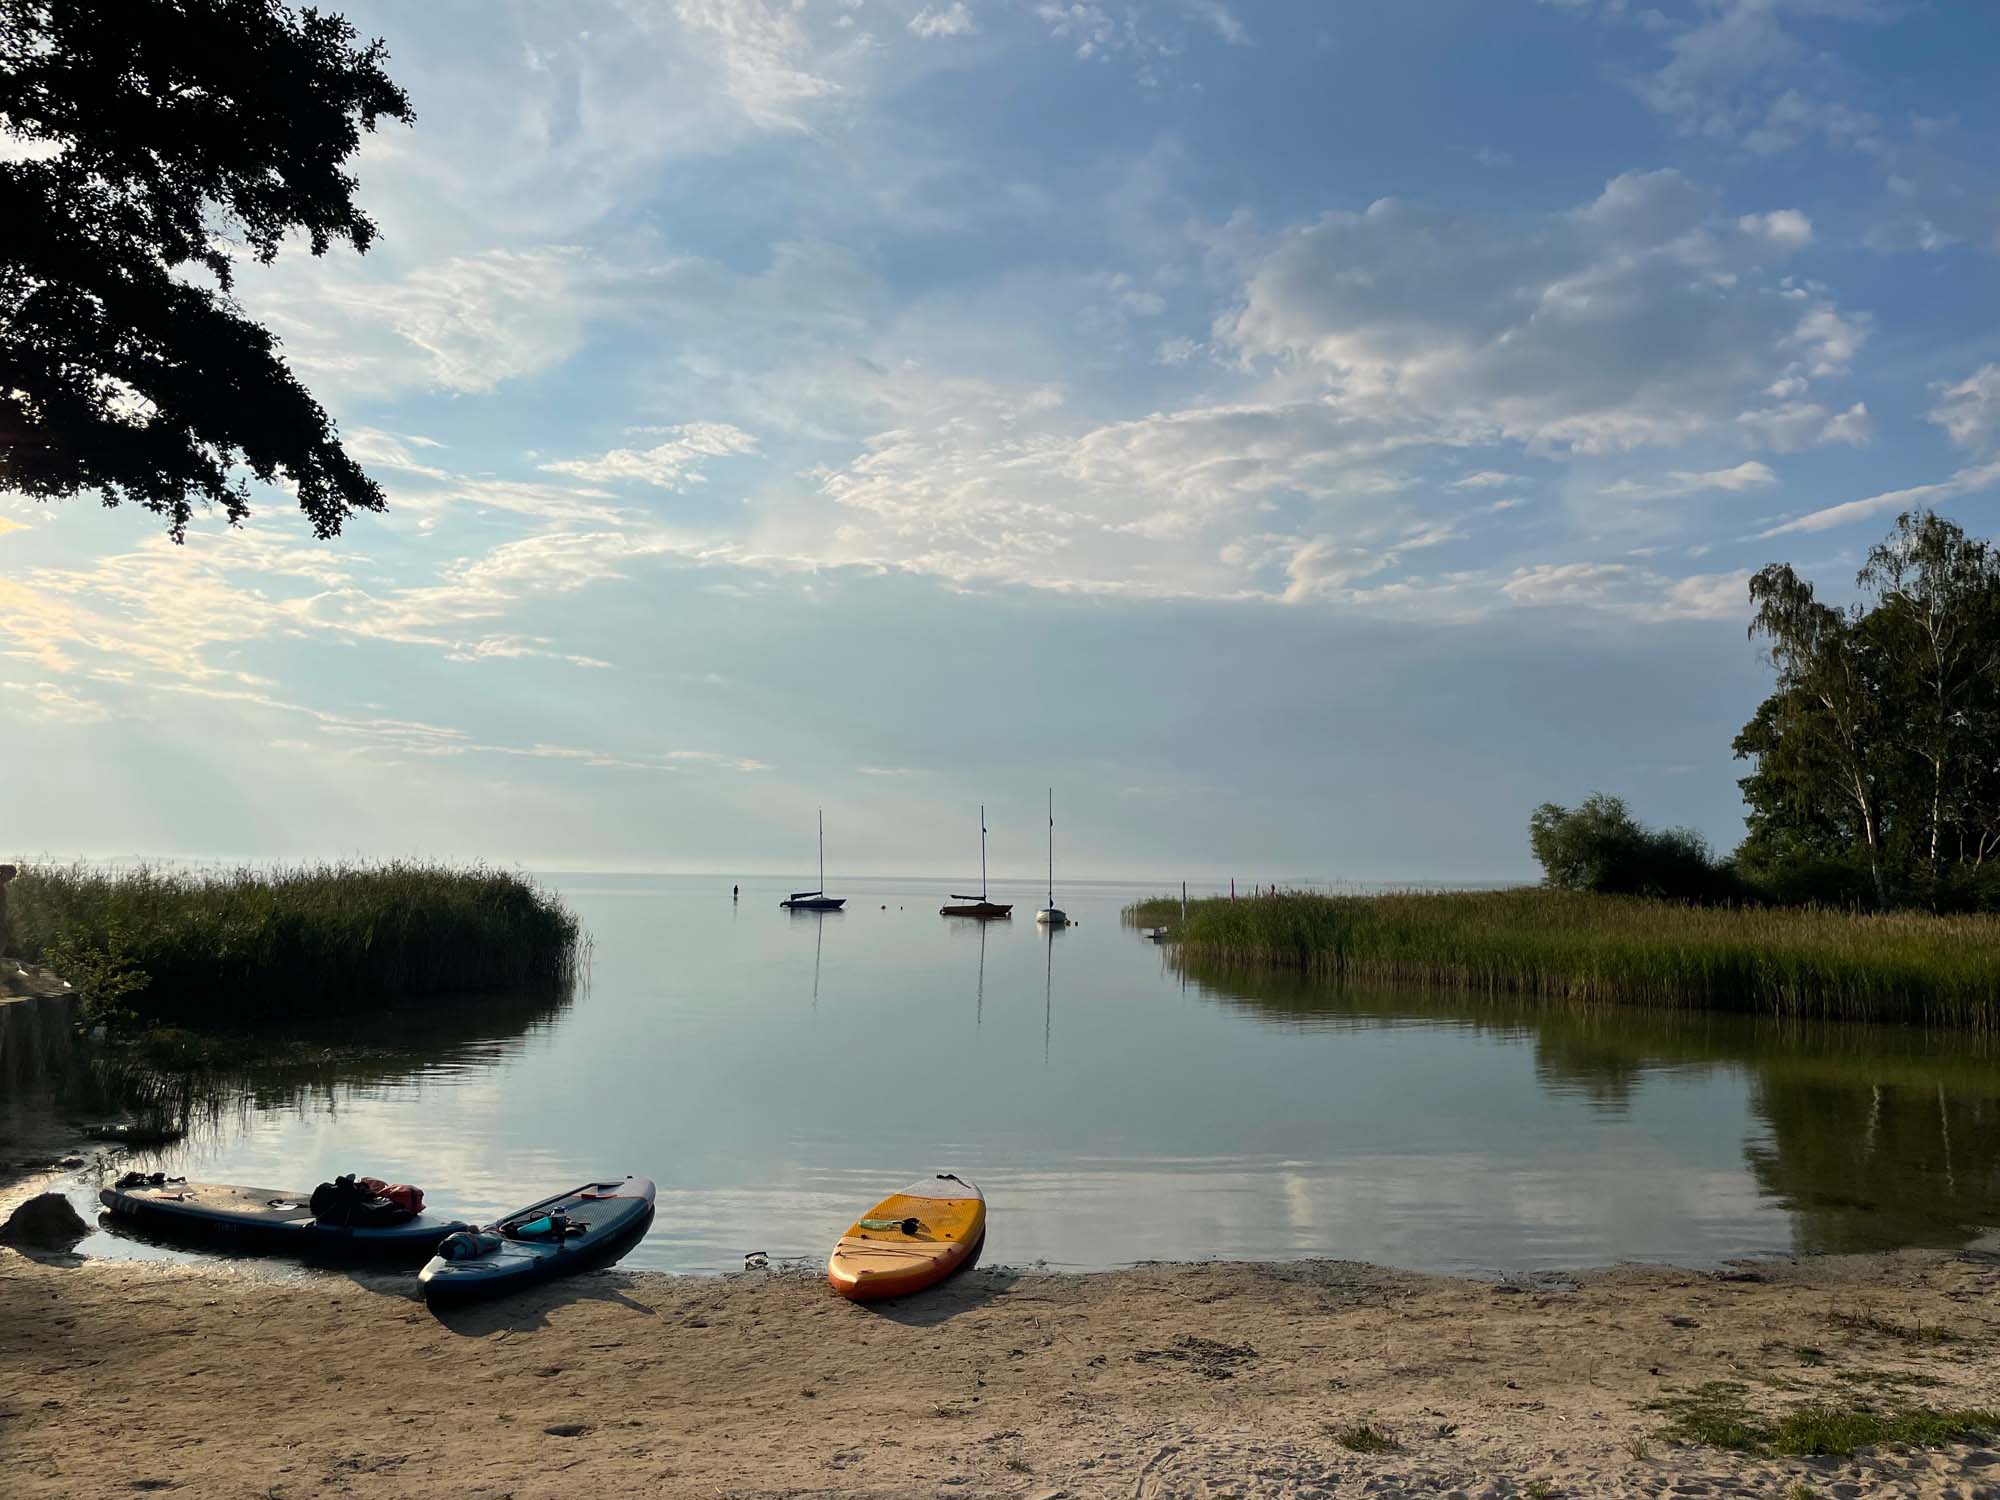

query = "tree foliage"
[
  {"left": 1528, "top": 793, "right": 1728, "bottom": 903},
  {"left": 1736, "top": 510, "right": 2000, "bottom": 910},
  {"left": 0, "top": 0, "right": 412, "bottom": 538}
]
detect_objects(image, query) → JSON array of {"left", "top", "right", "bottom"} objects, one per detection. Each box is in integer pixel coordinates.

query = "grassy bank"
[
  {"left": 1125, "top": 889, "right": 2000, "bottom": 1027},
  {"left": 9, "top": 861, "right": 581, "bottom": 1025}
]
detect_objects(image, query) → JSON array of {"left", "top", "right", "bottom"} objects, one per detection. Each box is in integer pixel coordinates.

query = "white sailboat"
[
  {"left": 1036, "top": 788, "right": 1069, "bottom": 926},
  {"left": 781, "top": 810, "right": 846, "bottom": 911}
]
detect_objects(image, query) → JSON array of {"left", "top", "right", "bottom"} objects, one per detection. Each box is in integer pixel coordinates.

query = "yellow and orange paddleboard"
[{"left": 827, "top": 1173, "right": 985, "bottom": 1301}]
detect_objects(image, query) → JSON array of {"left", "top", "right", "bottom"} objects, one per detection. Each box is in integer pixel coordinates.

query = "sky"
[{"left": 5, "top": 0, "right": 2000, "bottom": 883}]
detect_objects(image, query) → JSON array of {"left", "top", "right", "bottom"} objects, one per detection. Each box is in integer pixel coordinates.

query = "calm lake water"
[{"left": 17, "top": 873, "right": 2000, "bottom": 1273}]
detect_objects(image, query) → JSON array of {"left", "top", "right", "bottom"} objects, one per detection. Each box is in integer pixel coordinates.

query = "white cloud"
[
  {"left": 1034, "top": 0, "right": 1211, "bottom": 70},
  {"left": 1790, "top": 305, "right": 1868, "bottom": 377},
  {"left": 1602, "top": 461, "right": 1778, "bottom": 499},
  {"left": 1187, "top": 1, "right": 1251, "bottom": 46},
  {"left": 1752, "top": 459, "right": 2000, "bottom": 539},
  {"left": 635, "top": 169, "right": 1885, "bottom": 616},
  {"left": 1501, "top": 561, "right": 1634, "bottom": 608},
  {"left": 1743, "top": 88, "right": 1880, "bottom": 156},
  {"left": 1736, "top": 400, "right": 1871, "bottom": 453},
  {"left": 539, "top": 423, "right": 760, "bottom": 489},
  {"left": 1738, "top": 209, "right": 1813, "bottom": 252},
  {"left": 1656, "top": 569, "right": 1753, "bottom": 621},
  {"left": 908, "top": 3, "right": 976, "bottom": 39},
  {"left": 1864, "top": 217, "right": 1955, "bottom": 254},
  {"left": 1216, "top": 172, "right": 1869, "bottom": 456},
  {"left": 164, "top": 680, "right": 763, "bottom": 772},
  {"left": 670, "top": 0, "right": 842, "bottom": 131},
  {"left": 1929, "top": 365, "right": 2000, "bottom": 453},
  {"left": 1570, "top": 1, "right": 1889, "bottom": 151},
  {"left": 256, "top": 247, "right": 607, "bottom": 398},
  {"left": 1501, "top": 562, "right": 1751, "bottom": 621},
  {"left": 1, "top": 680, "right": 114, "bottom": 726},
  {"left": 445, "top": 634, "right": 612, "bottom": 670}
]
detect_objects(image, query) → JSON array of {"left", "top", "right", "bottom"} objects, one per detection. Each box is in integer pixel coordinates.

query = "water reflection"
[
  {"left": 1176, "top": 954, "right": 2000, "bottom": 1258},
  {"left": 23, "top": 875, "right": 2000, "bottom": 1275},
  {"left": 1043, "top": 923, "right": 1060, "bottom": 1064},
  {"left": 3, "top": 984, "right": 573, "bottom": 1184},
  {"left": 1, "top": 993, "right": 89, "bottom": 1151}
]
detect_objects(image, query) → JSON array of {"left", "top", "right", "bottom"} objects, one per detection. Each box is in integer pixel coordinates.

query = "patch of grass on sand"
[
  {"left": 1331, "top": 1422, "right": 1402, "bottom": 1454},
  {"left": 1827, "top": 1310, "right": 1962, "bottom": 1345},
  {"left": 1651, "top": 1382, "right": 1999, "bottom": 1457},
  {"left": 1651, "top": 1382, "right": 1767, "bottom": 1451},
  {"left": 1123, "top": 889, "right": 2000, "bottom": 1026},
  {"left": 1769, "top": 1406, "right": 2000, "bottom": 1457},
  {"left": 1835, "top": 1369, "right": 1945, "bottom": 1392},
  {"left": 1793, "top": 1346, "right": 1828, "bottom": 1367}
]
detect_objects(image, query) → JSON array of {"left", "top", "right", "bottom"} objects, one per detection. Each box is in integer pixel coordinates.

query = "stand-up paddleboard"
[
  {"left": 418, "top": 1176, "right": 656, "bottom": 1307},
  {"left": 99, "top": 1178, "right": 472, "bottom": 1264},
  {"left": 827, "top": 1173, "right": 984, "bottom": 1301}
]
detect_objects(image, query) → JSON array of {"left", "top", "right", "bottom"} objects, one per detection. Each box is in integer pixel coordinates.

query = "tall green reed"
[
  {"left": 1125, "top": 889, "right": 2000, "bottom": 1028},
  {"left": 9, "top": 861, "right": 582, "bottom": 1024}
]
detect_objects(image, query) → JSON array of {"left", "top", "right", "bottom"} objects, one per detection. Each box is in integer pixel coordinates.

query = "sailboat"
[
  {"left": 781, "top": 810, "right": 846, "bottom": 911},
  {"left": 1035, "top": 788, "right": 1069, "bottom": 926},
  {"left": 940, "top": 805, "right": 1012, "bottom": 918}
]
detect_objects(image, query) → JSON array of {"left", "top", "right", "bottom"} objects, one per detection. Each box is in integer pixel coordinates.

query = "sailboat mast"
[
  {"left": 818, "top": 808, "right": 825, "bottom": 891},
  {"left": 979, "top": 804, "right": 988, "bottom": 899},
  {"left": 1047, "top": 787, "right": 1055, "bottom": 906}
]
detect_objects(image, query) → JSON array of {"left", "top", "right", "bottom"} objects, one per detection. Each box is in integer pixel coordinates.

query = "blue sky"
[{"left": 5, "top": 0, "right": 2000, "bottom": 881}]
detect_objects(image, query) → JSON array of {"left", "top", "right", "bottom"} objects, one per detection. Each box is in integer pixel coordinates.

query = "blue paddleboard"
[
  {"left": 418, "top": 1176, "right": 656, "bottom": 1306},
  {"left": 99, "top": 1179, "right": 472, "bottom": 1264}
]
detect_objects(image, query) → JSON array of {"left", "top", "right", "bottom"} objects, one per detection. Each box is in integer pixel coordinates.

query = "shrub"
[{"left": 1529, "top": 794, "right": 1730, "bottom": 903}]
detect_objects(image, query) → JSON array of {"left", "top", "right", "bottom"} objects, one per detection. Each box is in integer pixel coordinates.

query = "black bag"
[{"left": 309, "top": 1173, "right": 410, "bottom": 1228}]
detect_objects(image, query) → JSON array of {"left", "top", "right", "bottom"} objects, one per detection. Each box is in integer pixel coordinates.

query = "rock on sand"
[{"left": 0, "top": 1191, "right": 90, "bottom": 1249}]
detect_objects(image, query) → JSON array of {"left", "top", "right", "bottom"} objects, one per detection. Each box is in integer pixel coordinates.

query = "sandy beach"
[{"left": 4, "top": 1238, "right": 1998, "bottom": 1500}]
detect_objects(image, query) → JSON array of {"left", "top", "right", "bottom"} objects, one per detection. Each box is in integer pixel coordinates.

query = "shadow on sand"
[
  {"left": 428, "top": 1267, "right": 661, "bottom": 1336},
  {"left": 856, "top": 1257, "right": 1024, "bottom": 1327}
]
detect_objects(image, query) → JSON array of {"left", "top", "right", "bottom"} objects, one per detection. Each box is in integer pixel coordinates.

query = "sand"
[{"left": 4, "top": 1239, "right": 1999, "bottom": 1500}]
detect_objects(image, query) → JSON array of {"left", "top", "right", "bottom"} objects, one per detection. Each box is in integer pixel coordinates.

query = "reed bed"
[
  {"left": 9, "top": 861, "right": 582, "bottom": 1024},
  {"left": 1125, "top": 889, "right": 2000, "bottom": 1028}
]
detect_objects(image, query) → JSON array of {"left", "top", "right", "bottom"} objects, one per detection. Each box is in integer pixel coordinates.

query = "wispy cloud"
[
  {"left": 539, "top": 423, "right": 759, "bottom": 489},
  {"left": 1752, "top": 460, "right": 2000, "bottom": 539},
  {"left": 908, "top": 3, "right": 977, "bottom": 39},
  {"left": 1602, "top": 462, "right": 1778, "bottom": 499},
  {"left": 1929, "top": 365, "right": 2000, "bottom": 453},
  {"left": 1, "top": 680, "right": 115, "bottom": 725}
]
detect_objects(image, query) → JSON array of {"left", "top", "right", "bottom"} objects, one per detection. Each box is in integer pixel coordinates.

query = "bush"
[{"left": 1529, "top": 794, "right": 1730, "bottom": 903}]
